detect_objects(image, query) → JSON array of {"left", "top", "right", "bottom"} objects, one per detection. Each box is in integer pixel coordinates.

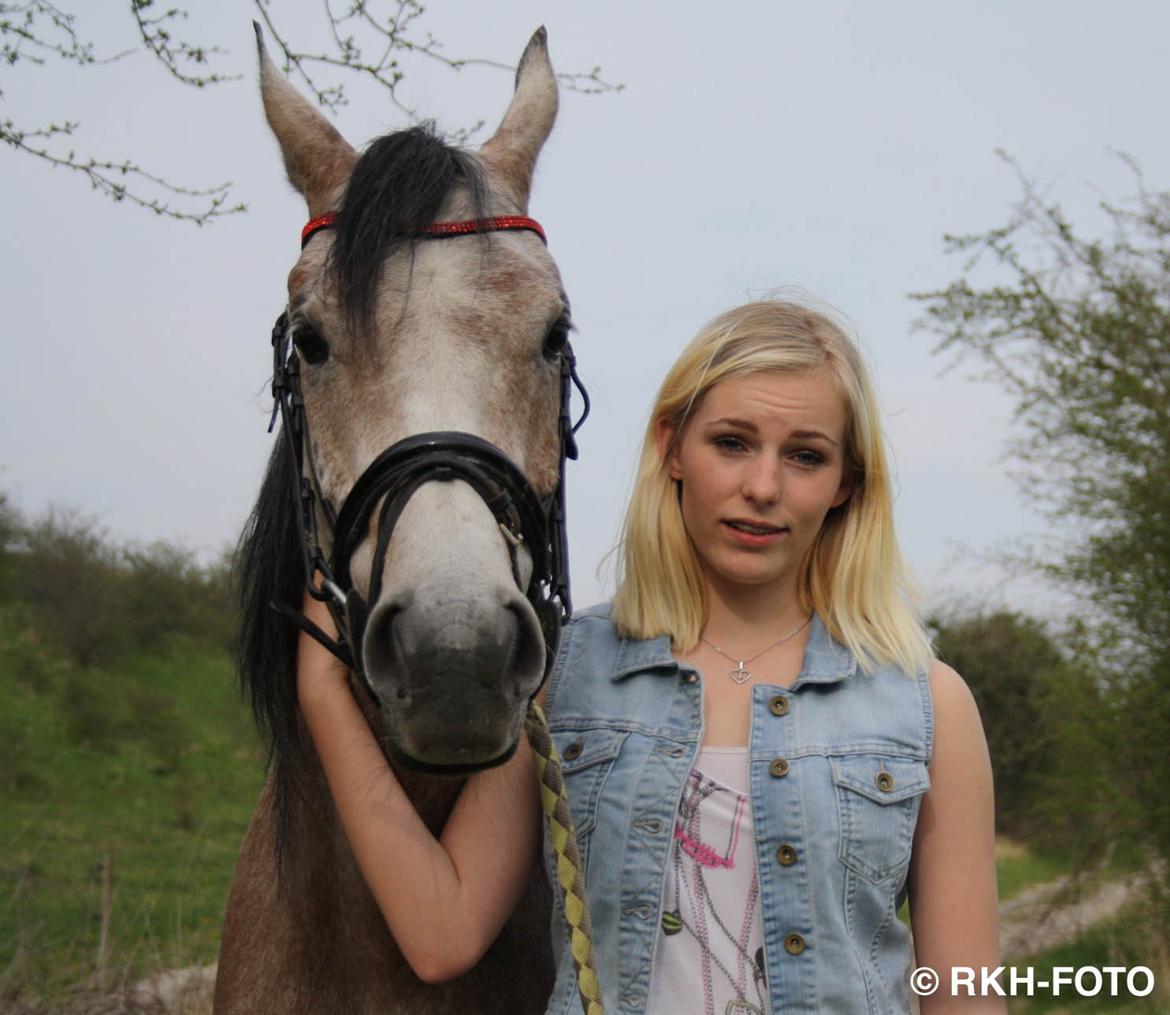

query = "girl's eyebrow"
[
  {"left": 705, "top": 418, "right": 840, "bottom": 447},
  {"left": 704, "top": 416, "right": 760, "bottom": 433},
  {"left": 791, "top": 429, "right": 840, "bottom": 447}
]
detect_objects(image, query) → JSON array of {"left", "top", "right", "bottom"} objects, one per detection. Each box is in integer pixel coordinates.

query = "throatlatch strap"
[{"left": 525, "top": 702, "right": 604, "bottom": 1015}]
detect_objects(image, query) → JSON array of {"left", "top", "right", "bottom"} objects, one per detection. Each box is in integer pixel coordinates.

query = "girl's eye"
[
  {"left": 790, "top": 450, "right": 825, "bottom": 467},
  {"left": 293, "top": 325, "right": 330, "bottom": 365},
  {"left": 713, "top": 436, "right": 748, "bottom": 452}
]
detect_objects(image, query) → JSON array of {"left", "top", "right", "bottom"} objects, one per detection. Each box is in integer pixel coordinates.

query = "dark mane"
[
  {"left": 330, "top": 124, "right": 488, "bottom": 334},
  {"left": 235, "top": 428, "right": 305, "bottom": 862}
]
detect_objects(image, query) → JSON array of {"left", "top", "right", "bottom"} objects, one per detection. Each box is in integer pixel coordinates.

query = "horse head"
[{"left": 247, "top": 28, "right": 574, "bottom": 777}]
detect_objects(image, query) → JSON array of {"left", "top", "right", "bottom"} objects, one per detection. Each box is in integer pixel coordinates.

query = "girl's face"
[{"left": 656, "top": 368, "right": 852, "bottom": 601}]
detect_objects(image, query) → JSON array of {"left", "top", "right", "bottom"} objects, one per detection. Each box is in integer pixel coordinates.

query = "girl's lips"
[{"left": 722, "top": 519, "right": 788, "bottom": 546}]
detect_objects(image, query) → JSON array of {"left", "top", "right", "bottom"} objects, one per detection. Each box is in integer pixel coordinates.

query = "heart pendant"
[
  {"left": 729, "top": 663, "right": 751, "bottom": 684},
  {"left": 661, "top": 909, "right": 683, "bottom": 936}
]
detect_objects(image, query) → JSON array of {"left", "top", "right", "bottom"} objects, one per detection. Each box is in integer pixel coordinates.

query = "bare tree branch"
[
  {"left": 0, "top": 0, "right": 129, "bottom": 68},
  {"left": 0, "top": 1, "right": 622, "bottom": 222},
  {"left": 0, "top": 116, "right": 243, "bottom": 223},
  {"left": 253, "top": 0, "right": 623, "bottom": 143},
  {"left": 0, "top": 1, "right": 243, "bottom": 222},
  {"left": 130, "top": 0, "right": 239, "bottom": 88}
]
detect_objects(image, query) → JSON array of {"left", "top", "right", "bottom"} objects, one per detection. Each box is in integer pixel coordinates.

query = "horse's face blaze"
[{"left": 261, "top": 29, "right": 565, "bottom": 768}]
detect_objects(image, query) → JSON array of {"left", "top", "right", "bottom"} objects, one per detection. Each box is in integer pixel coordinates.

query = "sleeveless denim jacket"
[{"left": 542, "top": 603, "right": 934, "bottom": 1015}]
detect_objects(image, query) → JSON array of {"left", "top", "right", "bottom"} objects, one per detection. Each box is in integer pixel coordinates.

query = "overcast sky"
[{"left": 3, "top": 1, "right": 1168, "bottom": 617}]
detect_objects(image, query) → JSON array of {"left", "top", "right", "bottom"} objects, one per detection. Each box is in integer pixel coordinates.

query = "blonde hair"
[{"left": 611, "top": 299, "right": 931, "bottom": 675}]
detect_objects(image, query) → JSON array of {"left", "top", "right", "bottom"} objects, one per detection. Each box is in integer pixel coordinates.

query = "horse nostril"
[
  {"left": 505, "top": 597, "right": 544, "bottom": 698},
  {"left": 364, "top": 599, "right": 406, "bottom": 680}
]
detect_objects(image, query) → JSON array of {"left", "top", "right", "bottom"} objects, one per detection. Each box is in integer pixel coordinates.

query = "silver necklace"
[{"left": 700, "top": 615, "right": 811, "bottom": 684}]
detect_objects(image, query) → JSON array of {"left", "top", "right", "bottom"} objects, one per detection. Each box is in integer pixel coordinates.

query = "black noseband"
[{"left": 330, "top": 430, "right": 562, "bottom": 666}]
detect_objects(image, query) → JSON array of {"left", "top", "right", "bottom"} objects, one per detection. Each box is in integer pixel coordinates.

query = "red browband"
[{"left": 300, "top": 212, "right": 547, "bottom": 249}]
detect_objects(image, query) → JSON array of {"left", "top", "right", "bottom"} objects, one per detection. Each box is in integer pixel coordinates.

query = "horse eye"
[
  {"left": 293, "top": 325, "right": 330, "bottom": 365},
  {"left": 543, "top": 318, "right": 569, "bottom": 361}
]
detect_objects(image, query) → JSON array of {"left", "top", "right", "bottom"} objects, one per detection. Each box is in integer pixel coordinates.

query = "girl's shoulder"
[
  {"left": 555, "top": 601, "right": 620, "bottom": 663},
  {"left": 546, "top": 602, "right": 679, "bottom": 720}
]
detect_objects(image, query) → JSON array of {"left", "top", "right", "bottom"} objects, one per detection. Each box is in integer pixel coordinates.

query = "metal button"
[
  {"left": 776, "top": 843, "right": 798, "bottom": 867},
  {"left": 768, "top": 757, "right": 790, "bottom": 778},
  {"left": 562, "top": 741, "right": 583, "bottom": 762},
  {"left": 769, "top": 695, "right": 789, "bottom": 716},
  {"left": 682, "top": 671, "right": 699, "bottom": 684},
  {"left": 875, "top": 770, "right": 895, "bottom": 792},
  {"left": 784, "top": 932, "right": 806, "bottom": 955}
]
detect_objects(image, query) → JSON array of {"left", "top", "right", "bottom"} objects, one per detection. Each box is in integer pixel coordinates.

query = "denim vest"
[{"left": 543, "top": 603, "right": 933, "bottom": 1015}]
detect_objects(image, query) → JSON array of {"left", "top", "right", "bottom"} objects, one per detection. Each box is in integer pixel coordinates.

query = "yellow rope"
[{"left": 525, "top": 701, "right": 604, "bottom": 1015}]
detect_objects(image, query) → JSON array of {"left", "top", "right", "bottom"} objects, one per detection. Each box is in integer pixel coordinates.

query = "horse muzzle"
[{"left": 363, "top": 585, "right": 545, "bottom": 773}]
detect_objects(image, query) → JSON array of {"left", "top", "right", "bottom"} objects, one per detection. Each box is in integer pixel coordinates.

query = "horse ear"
[
  {"left": 480, "top": 28, "right": 559, "bottom": 210},
  {"left": 255, "top": 23, "right": 357, "bottom": 218}
]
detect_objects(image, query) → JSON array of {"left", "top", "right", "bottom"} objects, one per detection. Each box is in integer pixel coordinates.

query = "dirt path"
[{"left": 999, "top": 866, "right": 1157, "bottom": 958}]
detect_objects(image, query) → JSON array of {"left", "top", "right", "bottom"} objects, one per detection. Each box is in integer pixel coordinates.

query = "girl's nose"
[{"left": 742, "top": 456, "right": 782, "bottom": 504}]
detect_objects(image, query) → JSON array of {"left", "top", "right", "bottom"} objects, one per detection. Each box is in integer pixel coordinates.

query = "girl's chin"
[{"left": 700, "top": 557, "right": 798, "bottom": 592}]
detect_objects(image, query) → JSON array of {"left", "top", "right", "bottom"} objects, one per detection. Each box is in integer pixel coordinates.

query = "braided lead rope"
[{"left": 525, "top": 702, "right": 604, "bottom": 1015}]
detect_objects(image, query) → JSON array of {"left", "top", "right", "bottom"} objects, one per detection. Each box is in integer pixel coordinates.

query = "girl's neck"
[{"left": 700, "top": 576, "right": 807, "bottom": 652}]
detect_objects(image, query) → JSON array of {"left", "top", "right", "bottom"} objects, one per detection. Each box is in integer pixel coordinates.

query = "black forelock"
[{"left": 329, "top": 125, "right": 488, "bottom": 335}]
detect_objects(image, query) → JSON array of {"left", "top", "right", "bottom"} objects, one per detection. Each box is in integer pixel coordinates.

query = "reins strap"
[
  {"left": 269, "top": 599, "right": 356, "bottom": 672},
  {"left": 525, "top": 702, "right": 604, "bottom": 1015}
]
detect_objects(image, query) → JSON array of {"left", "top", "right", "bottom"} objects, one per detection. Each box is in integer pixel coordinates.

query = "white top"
[{"left": 646, "top": 748, "right": 773, "bottom": 1015}]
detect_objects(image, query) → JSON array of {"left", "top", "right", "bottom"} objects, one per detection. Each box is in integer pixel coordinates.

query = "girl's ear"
[
  {"left": 831, "top": 481, "right": 853, "bottom": 509},
  {"left": 654, "top": 417, "right": 683, "bottom": 480}
]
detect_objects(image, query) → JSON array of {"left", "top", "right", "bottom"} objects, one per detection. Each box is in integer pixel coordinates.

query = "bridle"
[{"left": 269, "top": 212, "right": 588, "bottom": 704}]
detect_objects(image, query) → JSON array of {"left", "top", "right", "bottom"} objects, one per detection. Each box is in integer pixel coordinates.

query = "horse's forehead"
[
  {"left": 285, "top": 232, "right": 560, "bottom": 312},
  {"left": 418, "top": 238, "right": 563, "bottom": 317}
]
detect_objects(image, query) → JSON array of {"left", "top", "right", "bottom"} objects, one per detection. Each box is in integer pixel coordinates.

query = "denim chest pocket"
[
  {"left": 831, "top": 754, "right": 931, "bottom": 884},
  {"left": 554, "top": 728, "right": 628, "bottom": 868}
]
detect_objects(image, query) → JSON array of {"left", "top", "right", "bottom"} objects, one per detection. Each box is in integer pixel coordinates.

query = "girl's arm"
[
  {"left": 908, "top": 660, "right": 1006, "bottom": 1014},
  {"left": 297, "top": 591, "right": 543, "bottom": 984}
]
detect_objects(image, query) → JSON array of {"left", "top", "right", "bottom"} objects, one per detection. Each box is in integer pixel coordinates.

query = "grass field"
[
  {"left": 996, "top": 839, "right": 1077, "bottom": 904},
  {"left": 0, "top": 618, "right": 264, "bottom": 1008}
]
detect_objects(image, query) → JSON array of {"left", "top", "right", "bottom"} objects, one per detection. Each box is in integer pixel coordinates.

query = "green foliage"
[
  {"left": 931, "top": 611, "right": 1068, "bottom": 840},
  {"left": 0, "top": 497, "right": 237, "bottom": 667},
  {"left": 914, "top": 154, "right": 1168, "bottom": 530},
  {"left": 913, "top": 155, "right": 1169, "bottom": 645},
  {"left": 18, "top": 507, "right": 128, "bottom": 669},
  {"left": 915, "top": 157, "right": 1170, "bottom": 911},
  {"left": 121, "top": 540, "right": 236, "bottom": 655}
]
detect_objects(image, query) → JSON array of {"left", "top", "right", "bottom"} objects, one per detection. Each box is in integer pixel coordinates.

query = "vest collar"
[{"left": 610, "top": 613, "right": 857, "bottom": 686}]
